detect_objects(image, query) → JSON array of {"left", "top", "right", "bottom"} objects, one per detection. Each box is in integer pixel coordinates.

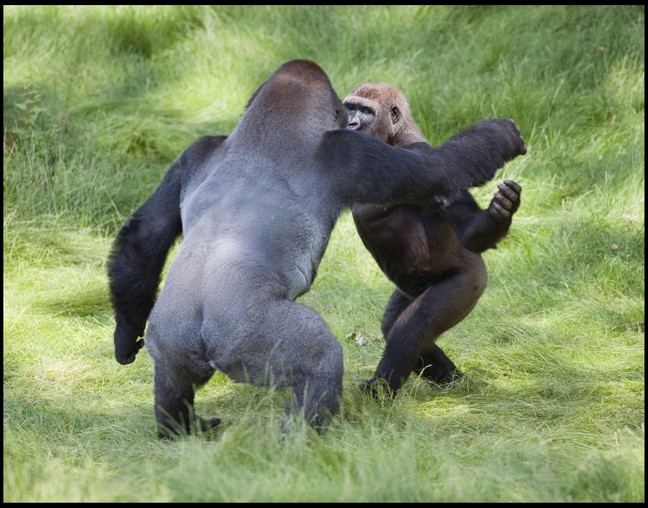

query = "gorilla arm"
[
  {"left": 322, "top": 118, "right": 526, "bottom": 208},
  {"left": 440, "top": 179, "right": 522, "bottom": 253},
  {"left": 107, "top": 135, "right": 226, "bottom": 365}
]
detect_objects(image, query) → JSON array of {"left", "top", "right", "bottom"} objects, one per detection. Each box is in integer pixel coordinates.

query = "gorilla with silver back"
[
  {"left": 344, "top": 82, "right": 523, "bottom": 397},
  {"left": 107, "top": 60, "right": 527, "bottom": 437}
]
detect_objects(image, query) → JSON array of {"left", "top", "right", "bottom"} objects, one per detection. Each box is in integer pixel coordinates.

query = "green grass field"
[{"left": 3, "top": 5, "right": 644, "bottom": 502}]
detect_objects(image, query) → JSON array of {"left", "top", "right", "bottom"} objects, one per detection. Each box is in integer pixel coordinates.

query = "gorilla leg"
[
  {"left": 261, "top": 300, "right": 344, "bottom": 432},
  {"left": 199, "top": 296, "right": 344, "bottom": 433},
  {"left": 377, "top": 289, "right": 461, "bottom": 387},
  {"left": 367, "top": 254, "right": 487, "bottom": 396},
  {"left": 380, "top": 288, "right": 412, "bottom": 338},
  {"left": 153, "top": 356, "right": 220, "bottom": 439}
]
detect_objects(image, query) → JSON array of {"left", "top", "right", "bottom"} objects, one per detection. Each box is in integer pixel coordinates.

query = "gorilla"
[
  {"left": 107, "top": 60, "right": 526, "bottom": 438},
  {"left": 343, "top": 82, "right": 523, "bottom": 397}
]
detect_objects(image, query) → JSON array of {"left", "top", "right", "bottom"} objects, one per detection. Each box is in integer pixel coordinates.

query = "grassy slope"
[{"left": 3, "top": 5, "right": 644, "bottom": 502}]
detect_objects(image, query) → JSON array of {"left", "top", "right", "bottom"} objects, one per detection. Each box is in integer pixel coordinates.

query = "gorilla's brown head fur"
[{"left": 343, "top": 82, "right": 426, "bottom": 147}]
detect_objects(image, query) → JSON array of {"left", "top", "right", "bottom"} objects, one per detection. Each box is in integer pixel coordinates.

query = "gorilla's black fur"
[{"left": 107, "top": 60, "right": 526, "bottom": 437}]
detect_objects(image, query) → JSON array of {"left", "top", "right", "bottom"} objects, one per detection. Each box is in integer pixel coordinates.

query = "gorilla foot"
[
  {"left": 199, "top": 416, "right": 222, "bottom": 432},
  {"left": 421, "top": 368, "right": 464, "bottom": 387},
  {"left": 359, "top": 377, "right": 399, "bottom": 400},
  {"left": 157, "top": 415, "right": 222, "bottom": 440}
]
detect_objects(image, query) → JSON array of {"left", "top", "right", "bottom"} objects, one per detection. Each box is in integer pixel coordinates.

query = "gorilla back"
[{"left": 107, "top": 59, "right": 527, "bottom": 437}]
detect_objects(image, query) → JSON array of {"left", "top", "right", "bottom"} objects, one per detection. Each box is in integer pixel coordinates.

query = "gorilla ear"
[{"left": 390, "top": 106, "right": 401, "bottom": 125}]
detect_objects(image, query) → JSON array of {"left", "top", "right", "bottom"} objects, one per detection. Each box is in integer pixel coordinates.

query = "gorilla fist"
[{"left": 472, "top": 119, "right": 527, "bottom": 163}]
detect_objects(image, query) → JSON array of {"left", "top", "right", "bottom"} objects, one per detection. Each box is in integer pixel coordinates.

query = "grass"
[{"left": 3, "top": 5, "right": 644, "bottom": 502}]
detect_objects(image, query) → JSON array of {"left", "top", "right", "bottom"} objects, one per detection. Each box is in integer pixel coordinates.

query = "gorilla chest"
[{"left": 354, "top": 204, "right": 459, "bottom": 272}]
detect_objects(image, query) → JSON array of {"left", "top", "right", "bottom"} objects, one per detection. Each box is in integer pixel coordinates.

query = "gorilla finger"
[
  {"left": 136, "top": 338, "right": 145, "bottom": 350},
  {"left": 489, "top": 201, "right": 510, "bottom": 221},
  {"left": 493, "top": 193, "right": 514, "bottom": 210},
  {"left": 503, "top": 179, "right": 522, "bottom": 195},
  {"left": 489, "top": 201, "right": 503, "bottom": 215},
  {"left": 497, "top": 183, "right": 518, "bottom": 203}
]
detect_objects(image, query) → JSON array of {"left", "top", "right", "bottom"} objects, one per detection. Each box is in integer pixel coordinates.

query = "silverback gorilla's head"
[{"left": 242, "top": 60, "right": 348, "bottom": 139}]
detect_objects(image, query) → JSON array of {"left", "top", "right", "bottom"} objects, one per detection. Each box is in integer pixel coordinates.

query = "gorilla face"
[
  {"left": 344, "top": 100, "right": 376, "bottom": 132},
  {"left": 343, "top": 84, "right": 403, "bottom": 142}
]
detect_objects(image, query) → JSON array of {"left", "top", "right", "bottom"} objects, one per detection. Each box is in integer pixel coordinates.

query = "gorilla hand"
[
  {"left": 438, "top": 118, "right": 527, "bottom": 191},
  {"left": 114, "top": 323, "right": 146, "bottom": 365},
  {"left": 471, "top": 119, "right": 527, "bottom": 163},
  {"left": 488, "top": 179, "right": 522, "bottom": 223}
]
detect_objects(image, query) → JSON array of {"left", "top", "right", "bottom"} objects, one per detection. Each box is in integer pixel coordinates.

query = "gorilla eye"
[{"left": 361, "top": 106, "right": 374, "bottom": 115}]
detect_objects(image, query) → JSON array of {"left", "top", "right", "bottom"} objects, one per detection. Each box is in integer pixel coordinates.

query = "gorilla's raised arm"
[
  {"left": 322, "top": 118, "right": 526, "bottom": 208},
  {"left": 107, "top": 135, "right": 226, "bottom": 365}
]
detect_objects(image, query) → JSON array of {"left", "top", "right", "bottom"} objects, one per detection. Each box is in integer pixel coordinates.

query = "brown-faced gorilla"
[
  {"left": 343, "top": 82, "right": 523, "bottom": 397},
  {"left": 107, "top": 61, "right": 526, "bottom": 438}
]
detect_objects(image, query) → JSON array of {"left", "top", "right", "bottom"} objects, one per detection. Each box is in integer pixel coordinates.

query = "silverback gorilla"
[
  {"left": 107, "top": 61, "right": 527, "bottom": 437},
  {"left": 343, "top": 82, "right": 523, "bottom": 398}
]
